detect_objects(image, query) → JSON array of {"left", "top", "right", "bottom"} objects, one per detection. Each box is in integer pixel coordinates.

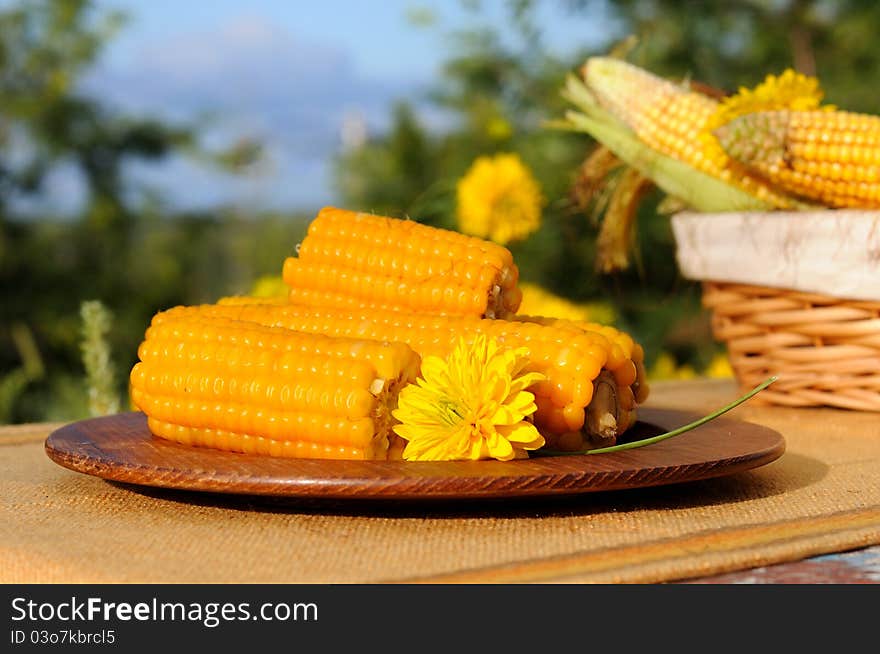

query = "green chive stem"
[{"left": 535, "top": 376, "right": 777, "bottom": 457}]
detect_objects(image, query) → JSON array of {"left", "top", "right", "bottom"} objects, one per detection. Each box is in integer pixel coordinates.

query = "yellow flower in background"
[
  {"left": 648, "top": 352, "right": 697, "bottom": 381},
  {"left": 517, "top": 282, "right": 616, "bottom": 324},
  {"left": 704, "top": 353, "right": 734, "bottom": 379},
  {"left": 648, "top": 352, "right": 734, "bottom": 380},
  {"left": 248, "top": 274, "right": 288, "bottom": 299},
  {"left": 456, "top": 153, "right": 544, "bottom": 245},
  {"left": 392, "top": 335, "right": 545, "bottom": 461}
]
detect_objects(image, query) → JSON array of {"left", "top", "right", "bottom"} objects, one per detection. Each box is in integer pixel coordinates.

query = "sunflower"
[
  {"left": 392, "top": 335, "right": 545, "bottom": 461},
  {"left": 455, "top": 153, "right": 544, "bottom": 245}
]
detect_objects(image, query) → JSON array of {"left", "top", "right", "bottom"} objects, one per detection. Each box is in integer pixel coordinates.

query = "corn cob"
[
  {"left": 151, "top": 303, "right": 649, "bottom": 451},
  {"left": 713, "top": 110, "right": 880, "bottom": 209},
  {"left": 284, "top": 207, "right": 522, "bottom": 319},
  {"left": 581, "top": 57, "right": 798, "bottom": 208},
  {"left": 130, "top": 315, "right": 421, "bottom": 460}
]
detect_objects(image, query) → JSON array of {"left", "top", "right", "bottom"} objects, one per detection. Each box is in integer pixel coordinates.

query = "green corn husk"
[{"left": 554, "top": 73, "right": 774, "bottom": 213}]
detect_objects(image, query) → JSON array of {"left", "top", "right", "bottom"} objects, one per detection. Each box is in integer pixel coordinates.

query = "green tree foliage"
[
  {"left": 0, "top": 0, "right": 197, "bottom": 422},
  {"left": 336, "top": 102, "right": 439, "bottom": 220},
  {"left": 0, "top": 1, "right": 297, "bottom": 423},
  {"left": 0, "top": 0, "right": 193, "bottom": 226},
  {"left": 589, "top": 0, "right": 880, "bottom": 110}
]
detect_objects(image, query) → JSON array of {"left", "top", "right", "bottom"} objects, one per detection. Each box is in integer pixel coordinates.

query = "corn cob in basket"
[
  {"left": 713, "top": 110, "right": 880, "bottom": 209},
  {"left": 154, "top": 302, "right": 649, "bottom": 453},
  {"left": 130, "top": 314, "right": 421, "bottom": 460},
  {"left": 579, "top": 57, "right": 800, "bottom": 209},
  {"left": 575, "top": 58, "right": 880, "bottom": 211},
  {"left": 284, "top": 207, "right": 523, "bottom": 319}
]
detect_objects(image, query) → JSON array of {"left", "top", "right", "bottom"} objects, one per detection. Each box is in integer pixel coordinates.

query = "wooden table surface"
[{"left": 686, "top": 545, "right": 880, "bottom": 583}]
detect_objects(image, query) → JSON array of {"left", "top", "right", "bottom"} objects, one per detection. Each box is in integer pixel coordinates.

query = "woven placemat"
[{"left": 2, "top": 380, "right": 879, "bottom": 583}]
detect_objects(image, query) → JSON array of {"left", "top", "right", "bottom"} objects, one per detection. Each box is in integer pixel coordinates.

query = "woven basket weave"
[{"left": 702, "top": 281, "right": 880, "bottom": 411}]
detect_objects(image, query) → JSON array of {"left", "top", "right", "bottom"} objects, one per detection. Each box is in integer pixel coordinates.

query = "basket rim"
[{"left": 672, "top": 210, "right": 880, "bottom": 302}]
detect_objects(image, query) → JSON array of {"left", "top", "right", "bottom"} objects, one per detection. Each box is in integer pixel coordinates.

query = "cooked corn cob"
[
  {"left": 285, "top": 207, "right": 522, "bottom": 319},
  {"left": 713, "top": 109, "right": 880, "bottom": 208},
  {"left": 151, "top": 303, "right": 649, "bottom": 450},
  {"left": 581, "top": 57, "right": 797, "bottom": 208},
  {"left": 130, "top": 315, "right": 421, "bottom": 460}
]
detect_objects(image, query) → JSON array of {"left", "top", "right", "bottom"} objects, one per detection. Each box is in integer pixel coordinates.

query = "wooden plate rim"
[{"left": 44, "top": 409, "right": 785, "bottom": 500}]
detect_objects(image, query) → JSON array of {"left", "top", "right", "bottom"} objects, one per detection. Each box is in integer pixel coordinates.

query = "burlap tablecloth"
[{"left": 2, "top": 379, "right": 879, "bottom": 583}]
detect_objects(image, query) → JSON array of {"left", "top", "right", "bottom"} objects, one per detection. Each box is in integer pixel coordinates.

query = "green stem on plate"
[{"left": 534, "top": 376, "right": 777, "bottom": 457}]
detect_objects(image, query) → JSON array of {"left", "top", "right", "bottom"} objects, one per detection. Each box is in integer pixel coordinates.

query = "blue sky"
[{"left": 62, "top": 0, "right": 618, "bottom": 214}]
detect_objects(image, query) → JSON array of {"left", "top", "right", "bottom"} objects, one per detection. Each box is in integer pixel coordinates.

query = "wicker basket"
[
  {"left": 701, "top": 282, "right": 880, "bottom": 410},
  {"left": 672, "top": 210, "right": 880, "bottom": 410}
]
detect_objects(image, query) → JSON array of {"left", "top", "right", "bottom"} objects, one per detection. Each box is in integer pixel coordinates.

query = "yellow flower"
[
  {"left": 648, "top": 352, "right": 734, "bottom": 380},
  {"left": 248, "top": 274, "right": 288, "bottom": 299},
  {"left": 517, "top": 282, "right": 616, "bottom": 325},
  {"left": 704, "top": 353, "right": 734, "bottom": 379},
  {"left": 392, "top": 335, "right": 545, "bottom": 461},
  {"left": 648, "top": 352, "right": 697, "bottom": 381},
  {"left": 456, "top": 153, "right": 544, "bottom": 245}
]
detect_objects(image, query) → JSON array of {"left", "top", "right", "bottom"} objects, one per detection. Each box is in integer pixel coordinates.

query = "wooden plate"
[{"left": 44, "top": 409, "right": 784, "bottom": 500}]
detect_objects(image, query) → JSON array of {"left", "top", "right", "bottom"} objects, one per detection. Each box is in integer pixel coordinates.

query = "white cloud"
[{"left": 78, "top": 14, "right": 423, "bottom": 212}]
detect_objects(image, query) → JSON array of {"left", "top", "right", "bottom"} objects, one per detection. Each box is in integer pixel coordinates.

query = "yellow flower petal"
[
  {"left": 498, "top": 422, "right": 544, "bottom": 448},
  {"left": 503, "top": 390, "right": 538, "bottom": 418},
  {"left": 484, "top": 431, "right": 516, "bottom": 461}
]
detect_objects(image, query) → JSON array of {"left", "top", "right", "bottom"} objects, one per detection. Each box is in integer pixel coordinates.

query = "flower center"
[{"left": 437, "top": 398, "right": 465, "bottom": 427}]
